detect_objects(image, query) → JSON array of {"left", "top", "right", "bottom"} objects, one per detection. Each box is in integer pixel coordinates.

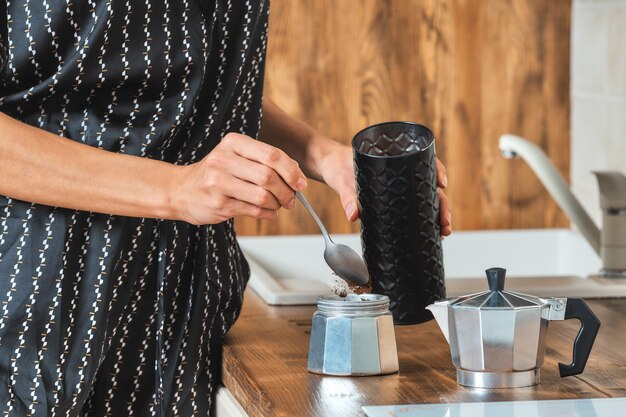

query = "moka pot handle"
[{"left": 558, "top": 298, "right": 601, "bottom": 377}]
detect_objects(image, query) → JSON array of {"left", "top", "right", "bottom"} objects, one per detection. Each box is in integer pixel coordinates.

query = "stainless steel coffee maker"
[{"left": 427, "top": 268, "right": 601, "bottom": 388}]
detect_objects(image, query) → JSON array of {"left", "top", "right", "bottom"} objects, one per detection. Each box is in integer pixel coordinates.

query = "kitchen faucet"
[{"left": 499, "top": 134, "right": 626, "bottom": 278}]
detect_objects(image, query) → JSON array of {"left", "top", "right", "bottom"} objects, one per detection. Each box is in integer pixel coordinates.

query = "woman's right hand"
[{"left": 174, "top": 132, "right": 308, "bottom": 225}]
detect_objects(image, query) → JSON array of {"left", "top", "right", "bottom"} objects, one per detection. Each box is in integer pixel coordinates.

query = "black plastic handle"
[
  {"left": 486, "top": 267, "right": 506, "bottom": 291},
  {"left": 558, "top": 298, "right": 601, "bottom": 377}
]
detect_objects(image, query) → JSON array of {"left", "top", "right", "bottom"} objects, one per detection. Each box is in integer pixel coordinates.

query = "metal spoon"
[{"left": 296, "top": 192, "right": 370, "bottom": 286}]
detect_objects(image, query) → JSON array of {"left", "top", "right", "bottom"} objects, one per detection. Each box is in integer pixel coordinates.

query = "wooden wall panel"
[{"left": 235, "top": 0, "right": 571, "bottom": 236}]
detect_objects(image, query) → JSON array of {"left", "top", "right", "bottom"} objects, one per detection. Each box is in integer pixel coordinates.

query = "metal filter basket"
[{"left": 307, "top": 294, "right": 399, "bottom": 376}]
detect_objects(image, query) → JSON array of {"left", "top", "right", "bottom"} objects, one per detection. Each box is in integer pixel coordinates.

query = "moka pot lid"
[{"left": 447, "top": 268, "right": 547, "bottom": 310}]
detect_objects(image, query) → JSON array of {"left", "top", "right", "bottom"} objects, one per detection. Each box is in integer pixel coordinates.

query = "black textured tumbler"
[{"left": 352, "top": 121, "right": 445, "bottom": 325}]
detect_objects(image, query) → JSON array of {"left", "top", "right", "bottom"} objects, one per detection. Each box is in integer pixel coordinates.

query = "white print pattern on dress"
[
  {"left": 141, "top": 0, "right": 172, "bottom": 157},
  {"left": 4, "top": 204, "right": 35, "bottom": 414},
  {"left": 0, "top": 199, "right": 15, "bottom": 339},
  {"left": 48, "top": 210, "right": 78, "bottom": 415},
  {"left": 159, "top": 0, "right": 194, "bottom": 160},
  {"left": 189, "top": 0, "right": 232, "bottom": 164},
  {"left": 25, "top": 210, "right": 56, "bottom": 415}
]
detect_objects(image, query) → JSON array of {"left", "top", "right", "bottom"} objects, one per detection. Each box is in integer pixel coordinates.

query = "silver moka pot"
[{"left": 427, "top": 268, "right": 601, "bottom": 388}]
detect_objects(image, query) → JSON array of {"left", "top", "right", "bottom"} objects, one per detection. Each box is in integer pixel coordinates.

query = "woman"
[{"left": 0, "top": 1, "right": 451, "bottom": 416}]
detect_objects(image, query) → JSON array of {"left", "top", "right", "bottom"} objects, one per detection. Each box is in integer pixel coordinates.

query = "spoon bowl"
[
  {"left": 296, "top": 192, "right": 370, "bottom": 286},
  {"left": 323, "top": 242, "right": 370, "bottom": 286}
]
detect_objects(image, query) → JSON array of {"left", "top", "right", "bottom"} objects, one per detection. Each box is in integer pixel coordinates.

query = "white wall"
[{"left": 571, "top": 0, "right": 626, "bottom": 226}]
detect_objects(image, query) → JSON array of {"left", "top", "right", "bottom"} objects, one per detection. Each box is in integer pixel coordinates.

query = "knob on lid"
[{"left": 486, "top": 267, "right": 506, "bottom": 291}]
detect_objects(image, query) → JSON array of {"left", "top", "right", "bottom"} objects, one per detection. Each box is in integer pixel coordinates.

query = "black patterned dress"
[{"left": 0, "top": 0, "right": 268, "bottom": 415}]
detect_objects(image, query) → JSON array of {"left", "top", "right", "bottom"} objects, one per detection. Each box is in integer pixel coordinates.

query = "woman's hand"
[
  {"left": 317, "top": 141, "right": 452, "bottom": 236},
  {"left": 174, "top": 133, "right": 307, "bottom": 225},
  {"left": 316, "top": 142, "right": 360, "bottom": 222},
  {"left": 435, "top": 159, "right": 452, "bottom": 236}
]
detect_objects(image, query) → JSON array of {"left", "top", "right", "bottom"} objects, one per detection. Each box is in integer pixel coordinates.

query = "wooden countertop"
[{"left": 222, "top": 290, "right": 626, "bottom": 417}]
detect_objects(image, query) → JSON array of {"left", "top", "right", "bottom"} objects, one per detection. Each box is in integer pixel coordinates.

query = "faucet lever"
[
  {"left": 593, "top": 171, "right": 626, "bottom": 210},
  {"left": 593, "top": 171, "right": 626, "bottom": 275}
]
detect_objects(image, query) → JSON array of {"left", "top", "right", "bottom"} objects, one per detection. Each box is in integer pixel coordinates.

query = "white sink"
[{"left": 238, "top": 229, "right": 626, "bottom": 305}]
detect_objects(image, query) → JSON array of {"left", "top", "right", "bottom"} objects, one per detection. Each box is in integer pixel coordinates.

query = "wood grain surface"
[
  {"left": 235, "top": 0, "right": 571, "bottom": 236},
  {"left": 222, "top": 290, "right": 626, "bottom": 417}
]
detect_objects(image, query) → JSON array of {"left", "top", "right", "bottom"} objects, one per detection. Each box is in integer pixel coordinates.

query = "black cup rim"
[{"left": 352, "top": 121, "right": 435, "bottom": 159}]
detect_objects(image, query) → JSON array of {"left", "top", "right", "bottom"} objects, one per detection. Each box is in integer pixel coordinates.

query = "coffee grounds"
[
  {"left": 332, "top": 279, "right": 349, "bottom": 297},
  {"left": 331, "top": 278, "right": 372, "bottom": 297},
  {"left": 334, "top": 286, "right": 348, "bottom": 297},
  {"left": 349, "top": 282, "right": 372, "bottom": 295}
]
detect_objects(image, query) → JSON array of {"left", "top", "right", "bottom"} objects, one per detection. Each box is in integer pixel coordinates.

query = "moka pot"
[{"left": 427, "top": 268, "right": 601, "bottom": 388}]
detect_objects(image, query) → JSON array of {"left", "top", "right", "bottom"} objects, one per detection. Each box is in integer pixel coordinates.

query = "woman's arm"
[
  {"left": 0, "top": 112, "right": 306, "bottom": 224},
  {"left": 0, "top": 112, "right": 180, "bottom": 219},
  {"left": 258, "top": 97, "right": 452, "bottom": 235},
  {"left": 258, "top": 97, "right": 339, "bottom": 182},
  {"left": 259, "top": 97, "right": 359, "bottom": 220}
]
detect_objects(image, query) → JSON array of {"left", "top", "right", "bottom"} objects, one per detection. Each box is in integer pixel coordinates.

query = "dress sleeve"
[{"left": 0, "top": 2, "right": 7, "bottom": 92}]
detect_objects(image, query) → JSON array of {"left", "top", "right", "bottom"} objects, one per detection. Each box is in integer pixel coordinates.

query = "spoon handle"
[{"left": 296, "top": 192, "right": 333, "bottom": 244}]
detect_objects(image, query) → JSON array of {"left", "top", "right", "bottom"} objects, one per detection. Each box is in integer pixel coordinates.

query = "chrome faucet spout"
[{"left": 498, "top": 134, "right": 601, "bottom": 255}]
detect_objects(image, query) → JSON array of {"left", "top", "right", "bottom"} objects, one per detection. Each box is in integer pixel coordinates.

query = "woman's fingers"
[
  {"left": 439, "top": 188, "right": 452, "bottom": 236},
  {"left": 187, "top": 133, "right": 305, "bottom": 224},
  {"left": 227, "top": 154, "right": 296, "bottom": 209},
  {"left": 222, "top": 198, "right": 278, "bottom": 221},
  {"left": 316, "top": 143, "right": 359, "bottom": 222},
  {"left": 223, "top": 176, "right": 282, "bottom": 210},
  {"left": 335, "top": 176, "right": 358, "bottom": 222},
  {"left": 436, "top": 158, "right": 451, "bottom": 236},
  {"left": 343, "top": 197, "right": 359, "bottom": 223},
  {"left": 224, "top": 133, "right": 307, "bottom": 192},
  {"left": 436, "top": 158, "right": 448, "bottom": 189}
]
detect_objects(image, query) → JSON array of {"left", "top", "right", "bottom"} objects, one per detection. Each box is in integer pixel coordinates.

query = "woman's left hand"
[{"left": 318, "top": 142, "right": 452, "bottom": 236}]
